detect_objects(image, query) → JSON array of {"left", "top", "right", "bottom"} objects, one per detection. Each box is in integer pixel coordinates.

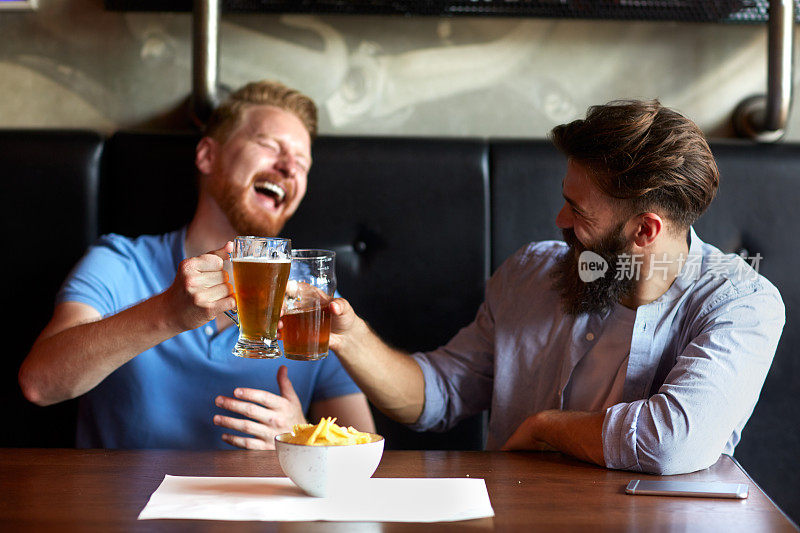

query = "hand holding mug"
[{"left": 163, "top": 242, "right": 236, "bottom": 332}]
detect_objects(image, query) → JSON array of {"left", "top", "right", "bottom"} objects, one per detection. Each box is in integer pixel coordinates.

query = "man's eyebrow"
[
  {"left": 254, "top": 133, "right": 311, "bottom": 160},
  {"left": 562, "top": 193, "right": 586, "bottom": 215}
]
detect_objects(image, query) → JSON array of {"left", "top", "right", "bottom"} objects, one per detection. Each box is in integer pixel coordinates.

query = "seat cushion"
[
  {"left": 100, "top": 131, "right": 201, "bottom": 236},
  {"left": 284, "top": 136, "right": 490, "bottom": 450},
  {"left": 489, "top": 139, "right": 566, "bottom": 270},
  {"left": 696, "top": 141, "right": 800, "bottom": 520},
  {"left": 0, "top": 129, "right": 103, "bottom": 447}
]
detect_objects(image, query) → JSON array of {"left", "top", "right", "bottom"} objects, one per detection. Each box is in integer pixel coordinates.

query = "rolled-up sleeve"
[
  {"left": 603, "top": 281, "right": 785, "bottom": 474},
  {"left": 409, "top": 351, "right": 450, "bottom": 431}
]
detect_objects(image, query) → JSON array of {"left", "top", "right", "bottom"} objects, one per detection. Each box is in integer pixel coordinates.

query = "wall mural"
[{"left": 0, "top": 0, "right": 790, "bottom": 139}]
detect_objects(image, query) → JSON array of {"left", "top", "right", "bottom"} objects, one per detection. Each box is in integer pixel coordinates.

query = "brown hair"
[
  {"left": 205, "top": 80, "right": 318, "bottom": 141},
  {"left": 550, "top": 99, "right": 719, "bottom": 230}
]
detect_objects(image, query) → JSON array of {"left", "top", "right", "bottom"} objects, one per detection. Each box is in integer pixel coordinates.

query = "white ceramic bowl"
[{"left": 275, "top": 432, "right": 384, "bottom": 497}]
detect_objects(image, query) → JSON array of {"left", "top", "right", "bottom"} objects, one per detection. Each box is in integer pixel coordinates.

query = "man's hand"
[
  {"left": 213, "top": 365, "right": 307, "bottom": 450},
  {"left": 327, "top": 297, "right": 359, "bottom": 353},
  {"left": 501, "top": 410, "right": 606, "bottom": 466},
  {"left": 163, "top": 242, "right": 236, "bottom": 332},
  {"left": 501, "top": 413, "right": 559, "bottom": 452}
]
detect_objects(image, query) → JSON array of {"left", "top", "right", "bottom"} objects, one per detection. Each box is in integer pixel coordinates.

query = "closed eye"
[
  {"left": 255, "top": 136, "right": 280, "bottom": 152},
  {"left": 563, "top": 196, "right": 585, "bottom": 218}
]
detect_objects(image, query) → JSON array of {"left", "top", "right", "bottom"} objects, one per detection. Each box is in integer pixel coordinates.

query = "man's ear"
[
  {"left": 632, "top": 212, "right": 663, "bottom": 248},
  {"left": 195, "top": 136, "right": 217, "bottom": 175}
]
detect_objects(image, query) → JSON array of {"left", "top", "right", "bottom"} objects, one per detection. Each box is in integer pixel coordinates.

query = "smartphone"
[{"left": 626, "top": 479, "right": 749, "bottom": 499}]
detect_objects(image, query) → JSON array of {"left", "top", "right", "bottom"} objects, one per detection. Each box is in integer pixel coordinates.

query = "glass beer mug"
[
  {"left": 281, "top": 249, "right": 336, "bottom": 361},
  {"left": 224, "top": 236, "right": 291, "bottom": 359}
]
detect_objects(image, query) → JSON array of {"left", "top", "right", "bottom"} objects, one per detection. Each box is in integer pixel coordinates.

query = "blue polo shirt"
[{"left": 57, "top": 228, "right": 360, "bottom": 449}]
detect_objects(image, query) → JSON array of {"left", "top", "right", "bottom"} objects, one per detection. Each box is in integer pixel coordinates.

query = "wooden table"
[{"left": 1, "top": 448, "right": 796, "bottom": 531}]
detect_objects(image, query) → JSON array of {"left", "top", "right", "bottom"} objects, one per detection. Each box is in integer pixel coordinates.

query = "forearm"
[
  {"left": 19, "top": 293, "right": 184, "bottom": 406},
  {"left": 330, "top": 317, "right": 425, "bottom": 425},
  {"left": 536, "top": 410, "right": 605, "bottom": 465},
  {"left": 505, "top": 409, "right": 606, "bottom": 466}
]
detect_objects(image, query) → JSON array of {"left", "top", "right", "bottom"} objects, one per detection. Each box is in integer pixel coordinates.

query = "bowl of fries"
[{"left": 275, "top": 417, "right": 384, "bottom": 497}]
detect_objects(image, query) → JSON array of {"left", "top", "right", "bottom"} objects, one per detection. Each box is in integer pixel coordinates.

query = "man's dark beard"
[{"left": 551, "top": 222, "right": 636, "bottom": 316}]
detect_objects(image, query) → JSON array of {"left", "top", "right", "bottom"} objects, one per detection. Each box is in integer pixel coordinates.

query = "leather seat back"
[
  {"left": 101, "top": 132, "right": 491, "bottom": 450},
  {"left": 0, "top": 130, "right": 103, "bottom": 447},
  {"left": 489, "top": 138, "right": 800, "bottom": 521}
]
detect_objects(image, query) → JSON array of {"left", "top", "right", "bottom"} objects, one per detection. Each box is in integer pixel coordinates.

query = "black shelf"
[{"left": 103, "top": 0, "right": 785, "bottom": 23}]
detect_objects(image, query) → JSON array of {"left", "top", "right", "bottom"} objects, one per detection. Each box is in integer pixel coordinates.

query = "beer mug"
[
  {"left": 281, "top": 250, "right": 336, "bottom": 361},
  {"left": 225, "top": 236, "right": 291, "bottom": 359}
]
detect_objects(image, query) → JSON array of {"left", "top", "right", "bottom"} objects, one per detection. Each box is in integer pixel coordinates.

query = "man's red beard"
[{"left": 208, "top": 177, "right": 286, "bottom": 238}]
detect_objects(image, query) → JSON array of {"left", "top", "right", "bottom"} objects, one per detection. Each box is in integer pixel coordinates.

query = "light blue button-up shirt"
[{"left": 411, "top": 228, "right": 785, "bottom": 474}]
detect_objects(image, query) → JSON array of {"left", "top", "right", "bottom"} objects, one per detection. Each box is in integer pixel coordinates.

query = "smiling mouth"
[{"left": 254, "top": 181, "right": 286, "bottom": 205}]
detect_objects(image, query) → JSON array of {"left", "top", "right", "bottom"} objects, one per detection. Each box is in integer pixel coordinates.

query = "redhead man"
[{"left": 20, "top": 81, "right": 374, "bottom": 449}]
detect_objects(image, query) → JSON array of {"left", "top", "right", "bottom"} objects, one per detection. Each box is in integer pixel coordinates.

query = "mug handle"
[
  {"left": 223, "top": 254, "right": 238, "bottom": 326},
  {"left": 224, "top": 309, "right": 239, "bottom": 326}
]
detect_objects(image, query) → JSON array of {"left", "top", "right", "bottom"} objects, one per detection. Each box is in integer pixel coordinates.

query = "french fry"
[
  {"left": 285, "top": 417, "right": 373, "bottom": 446},
  {"left": 306, "top": 417, "right": 327, "bottom": 445}
]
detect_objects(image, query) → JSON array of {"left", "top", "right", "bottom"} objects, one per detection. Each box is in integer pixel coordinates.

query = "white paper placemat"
[{"left": 138, "top": 475, "right": 494, "bottom": 522}]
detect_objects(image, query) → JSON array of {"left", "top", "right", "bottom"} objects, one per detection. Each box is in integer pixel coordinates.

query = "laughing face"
[
  {"left": 201, "top": 104, "right": 312, "bottom": 238},
  {"left": 551, "top": 159, "right": 636, "bottom": 315}
]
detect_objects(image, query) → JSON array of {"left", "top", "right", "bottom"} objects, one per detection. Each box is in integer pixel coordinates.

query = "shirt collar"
[{"left": 650, "top": 226, "right": 703, "bottom": 305}]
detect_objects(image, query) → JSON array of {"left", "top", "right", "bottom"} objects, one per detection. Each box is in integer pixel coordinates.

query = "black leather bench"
[
  {"left": 101, "top": 131, "right": 490, "bottom": 451},
  {"left": 2, "top": 130, "right": 797, "bottom": 521},
  {"left": 0, "top": 130, "right": 102, "bottom": 448}
]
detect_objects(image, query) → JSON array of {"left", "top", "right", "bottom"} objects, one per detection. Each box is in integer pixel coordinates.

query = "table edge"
[{"left": 728, "top": 454, "right": 800, "bottom": 531}]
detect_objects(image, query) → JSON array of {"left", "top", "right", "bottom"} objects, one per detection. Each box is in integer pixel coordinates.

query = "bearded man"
[
  {"left": 19, "top": 81, "right": 374, "bottom": 449},
  {"left": 326, "top": 100, "right": 784, "bottom": 474}
]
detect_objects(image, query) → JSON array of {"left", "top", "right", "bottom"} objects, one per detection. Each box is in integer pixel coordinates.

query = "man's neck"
[
  {"left": 185, "top": 192, "right": 237, "bottom": 259},
  {"left": 620, "top": 231, "right": 690, "bottom": 309}
]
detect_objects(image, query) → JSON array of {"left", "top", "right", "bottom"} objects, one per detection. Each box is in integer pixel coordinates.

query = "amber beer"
[
  {"left": 282, "top": 304, "right": 332, "bottom": 359},
  {"left": 227, "top": 236, "right": 291, "bottom": 358},
  {"left": 283, "top": 249, "right": 336, "bottom": 361},
  {"left": 232, "top": 258, "right": 291, "bottom": 343}
]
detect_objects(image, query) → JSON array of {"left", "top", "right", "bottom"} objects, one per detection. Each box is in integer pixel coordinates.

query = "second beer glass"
[
  {"left": 227, "top": 236, "right": 291, "bottom": 359},
  {"left": 282, "top": 250, "right": 336, "bottom": 361}
]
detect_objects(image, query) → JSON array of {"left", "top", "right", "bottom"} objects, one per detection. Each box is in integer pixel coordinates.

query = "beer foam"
[{"left": 231, "top": 257, "right": 291, "bottom": 263}]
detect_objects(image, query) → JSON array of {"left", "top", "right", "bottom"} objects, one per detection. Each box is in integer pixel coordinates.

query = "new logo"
[{"left": 578, "top": 251, "right": 608, "bottom": 283}]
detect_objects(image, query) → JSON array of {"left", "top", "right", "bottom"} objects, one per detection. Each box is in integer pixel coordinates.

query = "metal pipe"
[
  {"left": 191, "top": 0, "right": 220, "bottom": 126},
  {"left": 765, "top": 0, "right": 794, "bottom": 131},
  {"left": 733, "top": 0, "right": 794, "bottom": 142}
]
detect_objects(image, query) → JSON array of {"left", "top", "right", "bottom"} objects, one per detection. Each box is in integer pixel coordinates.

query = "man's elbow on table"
[
  {"left": 605, "top": 401, "right": 730, "bottom": 475},
  {"left": 633, "top": 433, "right": 726, "bottom": 475}
]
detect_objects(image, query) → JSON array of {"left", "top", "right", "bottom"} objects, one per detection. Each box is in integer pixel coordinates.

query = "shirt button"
[
  {"left": 586, "top": 332, "right": 595, "bottom": 341},
  {"left": 204, "top": 325, "right": 214, "bottom": 336}
]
